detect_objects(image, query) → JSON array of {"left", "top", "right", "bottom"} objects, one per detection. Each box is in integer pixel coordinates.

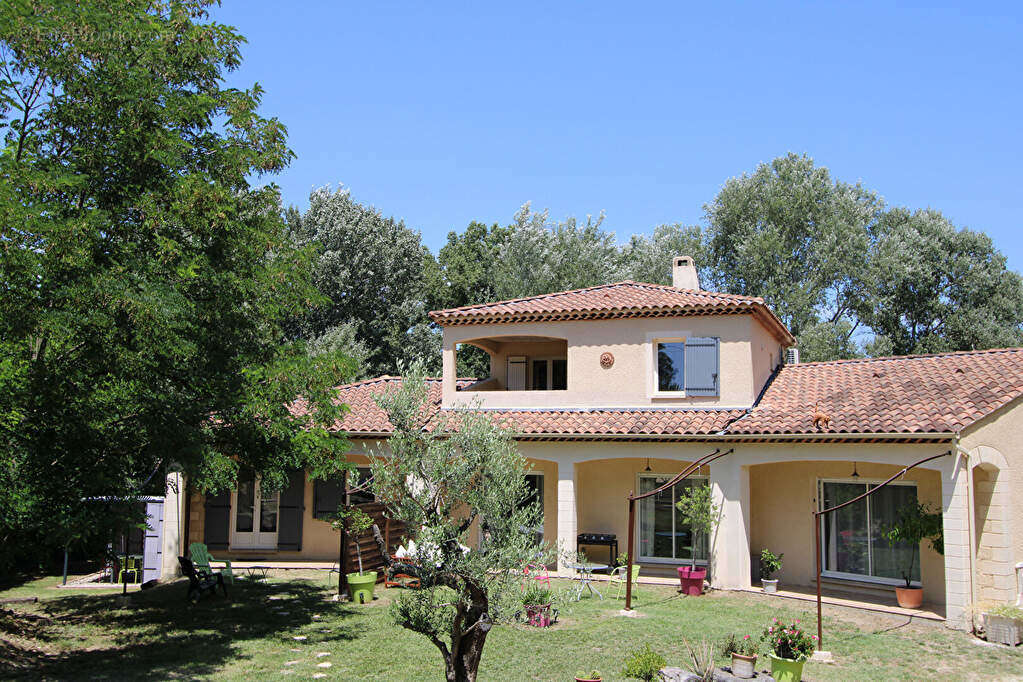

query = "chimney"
[{"left": 672, "top": 256, "right": 699, "bottom": 290}]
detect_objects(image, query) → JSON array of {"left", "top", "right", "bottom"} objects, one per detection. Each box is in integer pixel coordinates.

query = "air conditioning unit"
[{"left": 786, "top": 347, "right": 800, "bottom": 365}]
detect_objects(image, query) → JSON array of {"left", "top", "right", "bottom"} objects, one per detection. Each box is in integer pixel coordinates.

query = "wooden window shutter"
[
  {"left": 277, "top": 470, "right": 305, "bottom": 551},
  {"left": 203, "top": 490, "right": 232, "bottom": 551},
  {"left": 312, "top": 478, "right": 342, "bottom": 520},
  {"left": 684, "top": 337, "right": 719, "bottom": 396}
]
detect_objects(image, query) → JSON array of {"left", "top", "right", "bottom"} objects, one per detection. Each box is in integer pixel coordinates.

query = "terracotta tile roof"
[
  {"left": 323, "top": 348, "right": 1023, "bottom": 440},
  {"left": 428, "top": 281, "right": 794, "bottom": 344},
  {"left": 442, "top": 408, "right": 745, "bottom": 437},
  {"left": 313, "top": 376, "right": 471, "bottom": 435},
  {"left": 729, "top": 347, "right": 1023, "bottom": 435}
]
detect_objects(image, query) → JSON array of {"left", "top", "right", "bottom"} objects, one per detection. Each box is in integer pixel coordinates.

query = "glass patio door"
[
  {"left": 819, "top": 479, "right": 920, "bottom": 584},
  {"left": 637, "top": 475, "right": 708, "bottom": 563},
  {"left": 231, "top": 467, "right": 280, "bottom": 549}
]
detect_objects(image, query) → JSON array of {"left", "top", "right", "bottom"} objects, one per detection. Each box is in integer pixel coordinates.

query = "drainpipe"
[{"left": 955, "top": 437, "right": 978, "bottom": 631}]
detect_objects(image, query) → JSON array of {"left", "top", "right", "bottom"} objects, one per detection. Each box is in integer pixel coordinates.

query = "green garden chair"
[
  {"left": 609, "top": 564, "right": 641, "bottom": 599},
  {"left": 189, "top": 542, "right": 234, "bottom": 584}
]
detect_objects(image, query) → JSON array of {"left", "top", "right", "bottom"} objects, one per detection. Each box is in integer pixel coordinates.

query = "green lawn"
[{"left": 1, "top": 572, "right": 1017, "bottom": 680}]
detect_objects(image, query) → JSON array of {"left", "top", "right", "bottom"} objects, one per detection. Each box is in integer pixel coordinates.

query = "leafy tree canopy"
[
  {"left": 0, "top": 0, "right": 352, "bottom": 570},
  {"left": 860, "top": 208, "right": 1023, "bottom": 355},
  {"left": 290, "top": 186, "right": 439, "bottom": 376},
  {"left": 703, "top": 152, "right": 884, "bottom": 357}
]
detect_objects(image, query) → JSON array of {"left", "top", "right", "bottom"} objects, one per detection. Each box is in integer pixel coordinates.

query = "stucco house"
[{"left": 169, "top": 256, "right": 1023, "bottom": 630}]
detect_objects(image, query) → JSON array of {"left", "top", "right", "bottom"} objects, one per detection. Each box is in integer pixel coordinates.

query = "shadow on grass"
[{"left": 1, "top": 577, "right": 365, "bottom": 680}]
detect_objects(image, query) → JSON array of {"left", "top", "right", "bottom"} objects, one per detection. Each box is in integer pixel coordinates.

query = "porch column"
[
  {"left": 556, "top": 459, "right": 577, "bottom": 575},
  {"left": 941, "top": 454, "right": 973, "bottom": 630},
  {"left": 709, "top": 457, "right": 751, "bottom": 589},
  {"left": 161, "top": 471, "right": 185, "bottom": 578}
]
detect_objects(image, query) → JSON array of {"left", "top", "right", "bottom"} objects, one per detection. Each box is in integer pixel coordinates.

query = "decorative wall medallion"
[{"left": 600, "top": 352, "right": 614, "bottom": 369}]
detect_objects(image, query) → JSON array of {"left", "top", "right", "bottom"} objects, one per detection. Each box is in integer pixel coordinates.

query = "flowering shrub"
[
  {"left": 761, "top": 618, "right": 816, "bottom": 661},
  {"left": 721, "top": 633, "right": 759, "bottom": 657}
]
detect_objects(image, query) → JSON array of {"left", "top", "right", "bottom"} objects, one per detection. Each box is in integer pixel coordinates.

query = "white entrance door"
[{"left": 230, "top": 468, "right": 280, "bottom": 549}]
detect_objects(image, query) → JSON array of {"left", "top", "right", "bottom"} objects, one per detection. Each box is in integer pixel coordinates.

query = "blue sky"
[{"left": 210, "top": 2, "right": 1023, "bottom": 270}]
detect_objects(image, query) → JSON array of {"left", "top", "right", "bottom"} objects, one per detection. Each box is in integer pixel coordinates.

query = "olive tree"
[{"left": 371, "top": 361, "right": 550, "bottom": 682}]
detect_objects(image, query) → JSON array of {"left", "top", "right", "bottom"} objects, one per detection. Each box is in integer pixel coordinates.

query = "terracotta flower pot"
[
  {"left": 895, "top": 586, "right": 923, "bottom": 609},
  {"left": 677, "top": 566, "right": 707, "bottom": 596}
]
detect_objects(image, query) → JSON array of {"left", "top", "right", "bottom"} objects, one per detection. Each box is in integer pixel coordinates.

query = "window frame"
[
  {"left": 635, "top": 472, "right": 710, "bottom": 565},
  {"left": 646, "top": 333, "right": 720, "bottom": 398},
  {"left": 817, "top": 477, "right": 922, "bottom": 587},
  {"left": 647, "top": 333, "right": 688, "bottom": 398},
  {"left": 527, "top": 356, "right": 568, "bottom": 391},
  {"left": 347, "top": 466, "right": 375, "bottom": 506}
]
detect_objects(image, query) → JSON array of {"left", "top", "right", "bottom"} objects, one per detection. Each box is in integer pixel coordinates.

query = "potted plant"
[
  {"left": 882, "top": 501, "right": 943, "bottom": 609},
  {"left": 574, "top": 670, "right": 602, "bottom": 682},
  {"left": 332, "top": 506, "right": 377, "bottom": 604},
  {"left": 983, "top": 604, "right": 1023, "bottom": 646},
  {"left": 761, "top": 617, "right": 815, "bottom": 682},
  {"left": 522, "top": 584, "right": 556, "bottom": 627},
  {"left": 674, "top": 483, "right": 719, "bottom": 595},
  {"left": 622, "top": 644, "right": 666, "bottom": 681},
  {"left": 759, "top": 548, "right": 783, "bottom": 593},
  {"left": 722, "top": 633, "right": 760, "bottom": 679}
]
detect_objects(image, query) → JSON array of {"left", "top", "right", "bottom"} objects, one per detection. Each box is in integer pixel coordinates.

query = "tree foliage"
[
  {"left": 860, "top": 208, "right": 1023, "bottom": 355},
  {"left": 0, "top": 0, "right": 352, "bottom": 570},
  {"left": 290, "top": 186, "right": 438, "bottom": 376},
  {"left": 371, "top": 361, "right": 550, "bottom": 682},
  {"left": 704, "top": 152, "right": 884, "bottom": 358}
]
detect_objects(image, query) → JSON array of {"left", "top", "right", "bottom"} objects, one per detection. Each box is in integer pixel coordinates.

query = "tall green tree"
[
  {"left": 427, "top": 221, "right": 511, "bottom": 312},
  {"left": 292, "top": 186, "right": 436, "bottom": 376},
  {"left": 620, "top": 223, "right": 706, "bottom": 285},
  {"left": 0, "top": 0, "right": 352, "bottom": 570},
  {"left": 492, "top": 203, "right": 620, "bottom": 299},
  {"left": 861, "top": 208, "right": 1023, "bottom": 355},
  {"left": 704, "top": 153, "right": 884, "bottom": 360}
]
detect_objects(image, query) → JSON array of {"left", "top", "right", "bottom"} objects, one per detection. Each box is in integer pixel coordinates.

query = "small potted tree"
[
  {"left": 722, "top": 633, "right": 759, "bottom": 679},
  {"left": 762, "top": 617, "right": 815, "bottom": 682},
  {"left": 759, "top": 548, "right": 783, "bottom": 593},
  {"left": 332, "top": 506, "right": 377, "bottom": 604},
  {"left": 675, "top": 484, "right": 719, "bottom": 595},
  {"left": 521, "top": 583, "right": 556, "bottom": 627},
  {"left": 882, "top": 501, "right": 943, "bottom": 609}
]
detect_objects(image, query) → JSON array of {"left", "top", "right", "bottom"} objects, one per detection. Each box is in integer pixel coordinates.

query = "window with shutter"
[
  {"left": 684, "top": 337, "right": 719, "bottom": 396},
  {"left": 312, "top": 477, "right": 342, "bottom": 520}
]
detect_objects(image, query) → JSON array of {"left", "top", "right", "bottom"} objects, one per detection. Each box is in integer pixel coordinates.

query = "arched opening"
[{"left": 455, "top": 335, "right": 568, "bottom": 392}]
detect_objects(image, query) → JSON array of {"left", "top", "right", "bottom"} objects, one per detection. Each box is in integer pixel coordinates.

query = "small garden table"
[
  {"left": 245, "top": 565, "right": 271, "bottom": 582},
  {"left": 567, "top": 562, "right": 607, "bottom": 601}
]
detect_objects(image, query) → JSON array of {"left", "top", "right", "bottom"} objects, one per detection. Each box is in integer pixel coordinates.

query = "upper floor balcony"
[{"left": 430, "top": 260, "right": 794, "bottom": 411}]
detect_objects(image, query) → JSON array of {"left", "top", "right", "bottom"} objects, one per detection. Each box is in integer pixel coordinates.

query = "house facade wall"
[
  {"left": 442, "top": 315, "right": 785, "bottom": 409},
  {"left": 748, "top": 459, "right": 945, "bottom": 605},
  {"left": 186, "top": 454, "right": 377, "bottom": 562},
  {"left": 959, "top": 397, "right": 1023, "bottom": 607}
]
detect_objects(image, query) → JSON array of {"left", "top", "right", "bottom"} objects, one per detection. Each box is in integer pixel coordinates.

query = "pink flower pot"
[
  {"left": 677, "top": 566, "right": 707, "bottom": 595},
  {"left": 525, "top": 602, "right": 554, "bottom": 627}
]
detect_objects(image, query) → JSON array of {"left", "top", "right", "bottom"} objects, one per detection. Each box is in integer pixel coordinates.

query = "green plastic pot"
[
  {"left": 768, "top": 654, "right": 806, "bottom": 682},
  {"left": 346, "top": 571, "right": 378, "bottom": 604}
]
